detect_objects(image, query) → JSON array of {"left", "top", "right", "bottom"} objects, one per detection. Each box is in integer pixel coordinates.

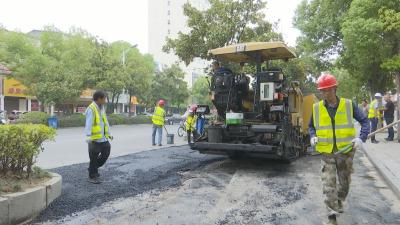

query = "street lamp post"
[
  {"left": 121, "top": 44, "right": 138, "bottom": 116},
  {"left": 121, "top": 44, "right": 138, "bottom": 66}
]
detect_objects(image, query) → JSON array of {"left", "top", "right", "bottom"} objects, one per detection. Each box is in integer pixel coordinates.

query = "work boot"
[
  {"left": 338, "top": 200, "right": 344, "bottom": 213},
  {"left": 325, "top": 215, "right": 337, "bottom": 225},
  {"left": 371, "top": 140, "right": 379, "bottom": 144},
  {"left": 158, "top": 144, "right": 162, "bottom": 146},
  {"left": 88, "top": 177, "right": 102, "bottom": 184},
  {"left": 384, "top": 138, "right": 393, "bottom": 141}
]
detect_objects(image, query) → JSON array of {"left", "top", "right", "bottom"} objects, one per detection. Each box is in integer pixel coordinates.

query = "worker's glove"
[
  {"left": 108, "top": 136, "right": 114, "bottom": 141},
  {"left": 310, "top": 137, "right": 318, "bottom": 146},
  {"left": 352, "top": 137, "right": 363, "bottom": 150}
]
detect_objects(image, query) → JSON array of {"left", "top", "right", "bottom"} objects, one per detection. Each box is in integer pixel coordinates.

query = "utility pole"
[
  {"left": 121, "top": 44, "right": 138, "bottom": 66},
  {"left": 121, "top": 44, "right": 138, "bottom": 115}
]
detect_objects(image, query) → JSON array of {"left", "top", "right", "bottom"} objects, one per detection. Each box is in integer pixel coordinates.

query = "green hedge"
[
  {"left": 16, "top": 113, "right": 151, "bottom": 127},
  {"left": 108, "top": 114, "right": 151, "bottom": 125},
  {"left": 15, "top": 112, "right": 50, "bottom": 125},
  {"left": 58, "top": 114, "right": 86, "bottom": 128},
  {"left": 0, "top": 124, "right": 56, "bottom": 177}
]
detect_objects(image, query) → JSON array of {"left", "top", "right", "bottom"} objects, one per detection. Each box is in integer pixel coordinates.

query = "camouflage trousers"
[{"left": 321, "top": 149, "right": 355, "bottom": 216}]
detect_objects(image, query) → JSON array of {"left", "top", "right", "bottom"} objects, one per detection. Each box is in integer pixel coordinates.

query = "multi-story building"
[
  {"left": 148, "top": 0, "right": 209, "bottom": 88},
  {"left": 0, "top": 64, "right": 39, "bottom": 112}
]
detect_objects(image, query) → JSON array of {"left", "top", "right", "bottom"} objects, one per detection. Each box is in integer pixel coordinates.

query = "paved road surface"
[
  {"left": 32, "top": 146, "right": 400, "bottom": 225},
  {"left": 37, "top": 124, "right": 185, "bottom": 169}
]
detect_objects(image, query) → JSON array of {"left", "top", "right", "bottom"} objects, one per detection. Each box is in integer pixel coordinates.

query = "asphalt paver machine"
[{"left": 193, "top": 42, "right": 317, "bottom": 161}]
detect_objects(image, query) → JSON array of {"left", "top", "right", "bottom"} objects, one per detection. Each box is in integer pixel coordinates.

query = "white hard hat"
[{"left": 374, "top": 93, "right": 382, "bottom": 98}]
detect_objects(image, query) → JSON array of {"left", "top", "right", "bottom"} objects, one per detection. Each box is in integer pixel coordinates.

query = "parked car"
[
  {"left": 166, "top": 113, "right": 183, "bottom": 125},
  {"left": 8, "top": 110, "right": 27, "bottom": 121},
  {"left": 0, "top": 110, "right": 7, "bottom": 124}
]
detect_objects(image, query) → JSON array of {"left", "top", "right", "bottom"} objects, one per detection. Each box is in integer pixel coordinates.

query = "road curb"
[
  {"left": 363, "top": 146, "right": 400, "bottom": 200},
  {"left": 0, "top": 172, "right": 62, "bottom": 225}
]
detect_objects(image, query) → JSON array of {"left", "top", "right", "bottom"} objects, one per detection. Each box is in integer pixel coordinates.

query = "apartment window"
[
  {"left": 168, "top": 10, "right": 170, "bottom": 16},
  {"left": 168, "top": 29, "right": 171, "bottom": 35},
  {"left": 167, "top": 1, "right": 170, "bottom": 6},
  {"left": 168, "top": 20, "right": 170, "bottom": 25}
]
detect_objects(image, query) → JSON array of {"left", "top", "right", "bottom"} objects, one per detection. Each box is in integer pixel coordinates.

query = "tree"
[
  {"left": 341, "top": 0, "right": 399, "bottom": 94},
  {"left": 1, "top": 27, "right": 94, "bottom": 111},
  {"left": 294, "top": 0, "right": 352, "bottom": 61},
  {"left": 163, "top": 0, "right": 282, "bottom": 65},
  {"left": 192, "top": 76, "right": 211, "bottom": 105},
  {"left": 378, "top": 5, "right": 400, "bottom": 139},
  {"left": 150, "top": 64, "right": 189, "bottom": 110},
  {"left": 294, "top": 0, "right": 400, "bottom": 94}
]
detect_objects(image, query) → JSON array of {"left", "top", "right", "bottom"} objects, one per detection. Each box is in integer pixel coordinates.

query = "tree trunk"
[{"left": 128, "top": 93, "right": 132, "bottom": 116}]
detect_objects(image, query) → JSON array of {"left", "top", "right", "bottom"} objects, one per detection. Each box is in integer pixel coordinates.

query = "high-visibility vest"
[
  {"left": 89, "top": 102, "right": 110, "bottom": 140},
  {"left": 152, "top": 106, "right": 165, "bottom": 126},
  {"left": 312, "top": 98, "right": 356, "bottom": 154},
  {"left": 185, "top": 114, "right": 197, "bottom": 132},
  {"left": 368, "top": 99, "right": 383, "bottom": 119}
]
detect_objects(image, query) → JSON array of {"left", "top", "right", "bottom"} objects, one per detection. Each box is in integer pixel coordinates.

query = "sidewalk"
[{"left": 363, "top": 132, "right": 400, "bottom": 198}]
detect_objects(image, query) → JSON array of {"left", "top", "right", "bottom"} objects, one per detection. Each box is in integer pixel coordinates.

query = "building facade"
[
  {"left": 148, "top": 0, "right": 209, "bottom": 88},
  {"left": 0, "top": 65, "right": 39, "bottom": 112}
]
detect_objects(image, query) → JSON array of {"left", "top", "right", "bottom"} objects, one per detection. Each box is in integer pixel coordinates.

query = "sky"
[{"left": 0, "top": 0, "right": 303, "bottom": 53}]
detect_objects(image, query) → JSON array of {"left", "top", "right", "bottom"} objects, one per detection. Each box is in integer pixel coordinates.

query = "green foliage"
[
  {"left": 294, "top": 0, "right": 352, "bottom": 60},
  {"left": 192, "top": 76, "right": 212, "bottom": 105},
  {"left": 294, "top": 0, "right": 400, "bottom": 95},
  {"left": 163, "top": 0, "right": 282, "bottom": 65},
  {"left": 32, "top": 166, "right": 51, "bottom": 179},
  {"left": 57, "top": 113, "right": 151, "bottom": 127},
  {"left": 108, "top": 114, "right": 152, "bottom": 125},
  {"left": 0, "top": 124, "right": 56, "bottom": 178},
  {"left": 0, "top": 27, "right": 159, "bottom": 113},
  {"left": 333, "top": 68, "right": 369, "bottom": 100},
  {"left": 341, "top": 0, "right": 399, "bottom": 93},
  {"left": 150, "top": 64, "right": 189, "bottom": 109},
  {"left": 58, "top": 114, "right": 86, "bottom": 127},
  {"left": 108, "top": 114, "right": 125, "bottom": 125},
  {"left": 15, "top": 112, "right": 50, "bottom": 125}
]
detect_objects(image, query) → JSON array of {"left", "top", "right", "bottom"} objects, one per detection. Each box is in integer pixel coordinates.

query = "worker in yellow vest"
[
  {"left": 185, "top": 105, "right": 198, "bottom": 145},
  {"left": 309, "top": 74, "right": 370, "bottom": 225},
  {"left": 85, "top": 90, "right": 113, "bottom": 184},
  {"left": 368, "top": 93, "right": 384, "bottom": 143},
  {"left": 152, "top": 99, "right": 166, "bottom": 146}
]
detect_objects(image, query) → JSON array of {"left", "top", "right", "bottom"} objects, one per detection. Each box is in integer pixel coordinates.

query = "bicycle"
[{"left": 177, "top": 120, "right": 186, "bottom": 137}]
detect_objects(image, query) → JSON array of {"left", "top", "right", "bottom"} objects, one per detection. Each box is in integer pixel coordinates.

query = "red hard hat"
[
  {"left": 317, "top": 74, "right": 338, "bottom": 90},
  {"left": 158, "top": 99, "right": 165, "bottom": 106}
]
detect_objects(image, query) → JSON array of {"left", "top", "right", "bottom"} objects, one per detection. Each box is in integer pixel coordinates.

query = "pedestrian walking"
[
  {"left": 368, "top": 93, "right": 384, "bottom": 143},
  {"left": 384, "top": 93, "right": 395, "bottom": 141},
  {"left": 309, "top": 74, "right": 369, "bottom": 225},
  {"left": 152, "top": 99, "right": 166, "bottom": 146},
  {"left": 186, "top": 105, "right": 198, "bottom": 145},
  {"left": 85, "top": 90, "right": 113, "bottom": 184}
]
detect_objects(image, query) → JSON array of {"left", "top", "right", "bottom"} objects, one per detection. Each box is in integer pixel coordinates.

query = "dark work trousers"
[
  {"left": 370, "top": 118, "right": 378, "bottom": 141},
  {"left": 385, "top": 117, "right": 394, "bottom": 140},
  {"left": 187, "top": 130, "right": 198, "bottom": 145},
  {"left": 88, "top": 141, "right": 111, "bottom": 178}
]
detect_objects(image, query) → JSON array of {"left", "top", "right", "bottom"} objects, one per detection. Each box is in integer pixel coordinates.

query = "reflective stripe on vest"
[
  {"left": 312, "top": 98, "right": 356, "bottom": 154},
  {"left": 185, "top": 114, "right": 197, "bottom": 131},
  {"left": 89, "top": 103, "right": 110, "bottom": 140},
  {"left": 152, "top": 106, "right": 165, "bottom": 126}
]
